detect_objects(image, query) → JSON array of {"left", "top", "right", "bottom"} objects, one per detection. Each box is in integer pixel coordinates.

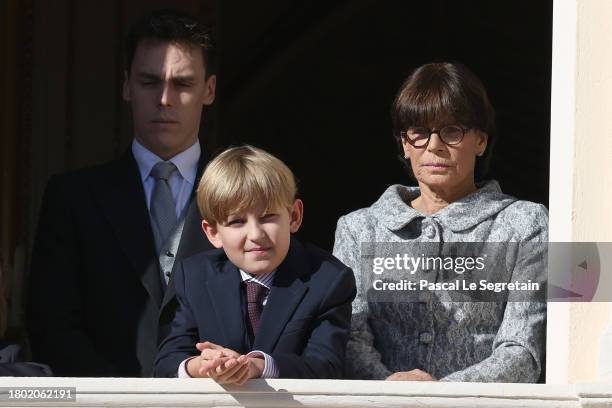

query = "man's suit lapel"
[
  {"left": 93, "top": 151, "right": 163, "bottom": 307},
  {"left": 205, "top": 262, "right": 247, "bottom": 352},
  {"left": 253, "top": 238, "right": 309, "bottom": 351}
]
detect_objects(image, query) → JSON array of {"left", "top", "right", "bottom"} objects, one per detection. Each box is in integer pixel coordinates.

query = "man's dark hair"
[
  {"left": 391, "top": 62, "right": 496, "bottom": 181},
  {"left": 125, "top": 9, "right": 216, "bottom": 78}
]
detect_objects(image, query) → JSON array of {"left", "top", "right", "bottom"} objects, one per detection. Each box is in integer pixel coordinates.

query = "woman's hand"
[{"left": 386, "top": 369, "right": 437, "bottom": 381}]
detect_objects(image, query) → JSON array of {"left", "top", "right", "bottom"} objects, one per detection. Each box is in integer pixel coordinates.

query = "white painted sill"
[{"left": 0, "top": 377, "right": 610, "bottom": 407}]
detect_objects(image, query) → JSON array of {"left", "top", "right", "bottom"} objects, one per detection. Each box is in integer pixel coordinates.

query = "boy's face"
[{"left": 202, "top": 200, "right": 303, "bottom": 275}]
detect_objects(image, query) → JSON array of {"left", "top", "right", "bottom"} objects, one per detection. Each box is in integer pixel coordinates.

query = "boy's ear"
[
  {"left": 201, "top": 219, "right": 223, "bottom": 249},
  {"left": 289, "top": 199, "right": 304, "bottom": 234}
]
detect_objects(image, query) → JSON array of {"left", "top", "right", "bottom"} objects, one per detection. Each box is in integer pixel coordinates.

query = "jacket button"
[
  {"left": 424, "top": 225, "right": 436, "bottom": 239},
  {"left": 420, "top": 332, "right": 433, "bottom": 344}
]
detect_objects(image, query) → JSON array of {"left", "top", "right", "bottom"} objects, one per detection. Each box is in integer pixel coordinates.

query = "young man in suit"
[
  {"left": 27, "top": 9, "right": 216, "bottom": 377},
  {"left": 154, "top": 146, "right": 356, "bottom": 382}
]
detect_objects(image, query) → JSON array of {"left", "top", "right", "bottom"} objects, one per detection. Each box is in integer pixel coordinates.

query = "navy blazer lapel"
[
  {"left": 93, "top": 151, "right": 163, "bottom": 307},
  {"left": 205, "top": 262, "right": 247, "bottom": 352},
  {"left": 253, "top": 238, "right": 309, "bottom": 352}
]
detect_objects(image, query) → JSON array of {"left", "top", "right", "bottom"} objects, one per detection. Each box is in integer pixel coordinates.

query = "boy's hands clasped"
[{"left": 186, "top": 341, "right": 265, "bottom": 384}]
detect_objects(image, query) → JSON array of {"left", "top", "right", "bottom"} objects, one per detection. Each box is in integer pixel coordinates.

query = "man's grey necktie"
[{"left": 150, "top": 161, "right": 178, "bottom": 246}]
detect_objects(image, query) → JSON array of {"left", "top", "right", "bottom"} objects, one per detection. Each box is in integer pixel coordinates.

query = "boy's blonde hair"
[{"left": 197, "top": 145, "right": 298, "bottom": 225}]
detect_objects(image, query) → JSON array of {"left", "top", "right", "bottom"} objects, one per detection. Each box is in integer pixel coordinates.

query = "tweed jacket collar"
[{"left": 370, "top": 180, "right": 517, "bottom": 233}]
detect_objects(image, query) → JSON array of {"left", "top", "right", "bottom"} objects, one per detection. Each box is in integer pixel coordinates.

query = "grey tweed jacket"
[{"left": 333, "top": 180, "right": 547, "bottom": 382}]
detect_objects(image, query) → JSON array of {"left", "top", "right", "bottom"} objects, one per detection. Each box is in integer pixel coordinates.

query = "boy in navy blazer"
[{"left": 154, "top": 145, "right": 356, "bottom": 382}]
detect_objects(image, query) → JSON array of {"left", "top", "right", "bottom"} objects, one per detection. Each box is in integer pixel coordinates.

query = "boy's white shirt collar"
[{"left": 240, "top": 269, "right": 276, "bottom": 289}]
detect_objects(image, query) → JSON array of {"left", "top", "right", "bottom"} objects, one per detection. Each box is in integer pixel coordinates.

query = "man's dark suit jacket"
[
  {"left": 27, "top": 149, "right": 213, "bottom": 377},
  {"left": 154, "top": 238, "right": 356, "bottom": 379},
  {"left": 0, "top": 341, "right": 52, "bottom": 377}
]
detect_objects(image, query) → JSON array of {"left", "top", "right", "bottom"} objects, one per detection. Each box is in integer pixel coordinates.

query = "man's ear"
[
  {"left": 202, "top": 74, "right": 216, "bottom": 106},
  {"left": 289, "top": 199, "right": 304, "bottom": 234},
  {"left": 122, "top": 70, "right": 131, "bottom": 102},
  {"left": 201, "top": 219, "right": 223, "bottom": 248}
]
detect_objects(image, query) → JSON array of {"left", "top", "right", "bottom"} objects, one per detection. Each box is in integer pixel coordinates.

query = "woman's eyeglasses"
[{"left": 400, "top": 125, "right": 470, "bottom": 147}]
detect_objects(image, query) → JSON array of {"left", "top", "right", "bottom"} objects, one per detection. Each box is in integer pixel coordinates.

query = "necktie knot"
[
  {"left": 151, "top": 161, "right": 177, "bottom": 181},
  {"left": 246, "top": 281, "right": 268, "bottom": 304}
]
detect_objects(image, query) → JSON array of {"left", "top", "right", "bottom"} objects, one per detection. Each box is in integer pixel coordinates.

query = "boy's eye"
[
  {"left": 261, "top": 213, "right": 278, "bottom": 221},
  {"left": 226, "top": 219, "right": 244, "bottom": 226}
]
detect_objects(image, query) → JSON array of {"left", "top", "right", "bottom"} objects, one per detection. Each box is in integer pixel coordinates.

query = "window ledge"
[{"left": 0, "top": 378, "right": 610, "bottom": 407}]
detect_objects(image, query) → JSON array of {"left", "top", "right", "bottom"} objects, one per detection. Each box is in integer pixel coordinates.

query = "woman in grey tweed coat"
[{"left": 333, "top": 63, "right": 547, "bottom": 382}]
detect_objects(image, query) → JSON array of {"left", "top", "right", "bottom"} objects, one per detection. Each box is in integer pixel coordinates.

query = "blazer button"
[
  {"left": 419, "top": 332, "right": 433, "bottom": 344},
  {"left": 165, "top": 271, "right": 171, "bottom": 278}
]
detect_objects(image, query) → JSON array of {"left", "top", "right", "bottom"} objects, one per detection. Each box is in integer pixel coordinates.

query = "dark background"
[
  {"left": 1, "top": 0, "right": 551, "bottom": 330},
  {"left": 217, "top": 1, "right": 552, "bottom": 249}
]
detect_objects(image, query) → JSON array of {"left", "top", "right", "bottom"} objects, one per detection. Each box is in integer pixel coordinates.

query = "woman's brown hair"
[{"left": 391, "top": 62, "right": 496, "bottom": 180}]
